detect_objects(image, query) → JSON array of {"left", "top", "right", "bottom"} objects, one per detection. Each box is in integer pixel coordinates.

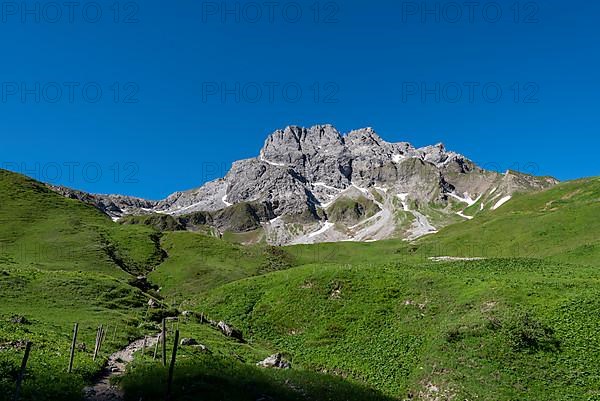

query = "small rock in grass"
[
  {"left": 82, "top": 387, "right": 95, "bottom": 396},
  {"left": 217, "top": 321, "right": 244, "bottom": 341},
  {"left": 193, "top": 344, "right": 210, "bottom": 352},
  {"left": 10, "top": 315, "right": 30, "bottom": 325},
  {"left": 256, "top": 353, "right": 291, "bottom": 369},
  {"left": 180, "top": 338, "right": 198, "bottom": 346}
]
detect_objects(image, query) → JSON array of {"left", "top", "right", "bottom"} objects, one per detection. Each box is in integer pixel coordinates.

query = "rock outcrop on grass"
[{"left": 256, "top": 353, "right": 291, "bottom": 369}]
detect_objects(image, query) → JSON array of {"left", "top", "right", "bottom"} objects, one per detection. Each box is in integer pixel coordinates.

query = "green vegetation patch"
[
  {"left": 0, "top": 266, "right": 149, "bottom": 401},
  {"left": 193, "top": 259, "right": 600, "bottom": 400},
  {"left": 327, "top": 196, "right": 381, "bottom": 225}
]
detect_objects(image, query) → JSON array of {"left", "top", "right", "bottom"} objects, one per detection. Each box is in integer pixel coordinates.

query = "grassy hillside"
[
  {"left": 415, "top": 177, "right": 600, "bottom": 265},
  {"left": 149, "top": 232, "right": 421, "bottom": 306},
  {"left": 3, "top": 168, "right": 600, "bottom": 401},
  {"left": 120, "top": 319, "right": 395, "bottom": 401},
  {"left": 130, "top": 177, "right": 600, "bottom": 399},
  {"left": 0, "top": 170, "right": 166, "bottom": 400},
  {"left": 149, "top": 232, "right": 294, "bottom": 304},
  {"left": 327, "top": 196, "right": 381, "bottom": 225},
  {"left": 195, "top": 259, "right": 600, "bottom": 400},
  {"left": 0, "top": 170, "right": 164, "bottom": 276},
  {"left": 0, "top": 266, "right": 149, "bottom": 401}
]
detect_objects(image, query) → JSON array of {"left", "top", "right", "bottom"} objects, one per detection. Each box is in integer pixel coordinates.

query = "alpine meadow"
[
  {"left": 1, "top": 1, "right": 599, "bottom": 400},
  {"left": 1, "top": 127, "right": 599, "bottom": 400}
]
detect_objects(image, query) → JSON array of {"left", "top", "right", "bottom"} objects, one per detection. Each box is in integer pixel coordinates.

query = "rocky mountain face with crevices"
[{"left": 49, "top": 125, "right": 559, "bottom": 244}]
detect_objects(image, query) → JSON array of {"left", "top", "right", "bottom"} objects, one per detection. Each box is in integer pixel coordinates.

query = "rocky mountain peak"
[
  {"left": 345, "top": 127, "right": 383, "bottom": 145},
  {"left": 260, "top": 124, "right": 345, "bottom": 167},
  {"left": 266, "top": 124, "right": 343, "bottom": 146},
  {"left": 47, "top": 124, "right": 559, "bottom": 245},
  {"left": 260, "top": 125, "right": 467, "bottom": 172}
]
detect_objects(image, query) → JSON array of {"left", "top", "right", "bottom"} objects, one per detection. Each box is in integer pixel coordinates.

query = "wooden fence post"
[
  {"left": 93, "top": 327, "right": 98, "bottom": 361},
  {"left": 13, "top": 341, "right": 32, "bottom": 401},
  {"left": 166, "top": 330, "right": 180, "bottom": 401},
  {"left": 93, "top": 325, "right": 102, "bottom": 361},
  {"left": 98, "top": 326, "right": 106, "bottom": 355},
  {"left": 161, "top": 318, "right": 167, "bottom": 366},
  {"left": 68, "top": 323, "right": 79, "bottom": 373}
]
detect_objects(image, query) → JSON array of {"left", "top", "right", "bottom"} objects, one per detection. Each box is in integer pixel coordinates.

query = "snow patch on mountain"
[{"left": 492, "top": 195, "right": 512, "bottom": 210}]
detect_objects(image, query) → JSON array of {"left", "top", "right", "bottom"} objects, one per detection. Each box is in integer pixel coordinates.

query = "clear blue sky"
[{"left": 0, "top": 0, "right": 598, "bottom": 199}]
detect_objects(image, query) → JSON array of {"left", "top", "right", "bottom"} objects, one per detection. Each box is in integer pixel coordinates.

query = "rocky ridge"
[{"left": 49, "top": 125, "right": 558, "bottom": 244}]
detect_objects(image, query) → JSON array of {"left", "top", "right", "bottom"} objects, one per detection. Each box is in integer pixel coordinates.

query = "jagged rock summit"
[{"left": 49, "top": 125, "right": 558, "bottom": 244}]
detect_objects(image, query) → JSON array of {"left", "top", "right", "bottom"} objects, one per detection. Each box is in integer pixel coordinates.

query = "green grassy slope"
[
  {"left": 286, "top": 238, "right": 413, "bottom": 266},
  {"left": 3, "top": 168, "right": 600, "bottom": 401},
  {"left": 120, "top": 319, "right": 395, "bottom": 401},
  {"left": 195, "top": 259, "right": 600, "bottom": 400},
  {"left": 150, "top": 232, "right": 418, "bottom": 306},
  {"left": 0, "top": 266, "right": 149, "bottom": 401},
  {"left": 327, "top": 196, "right": 381, "bottom": 225},
  {"left": 149, "top": 232, "right": 297, "bottom": 304},
  {"left": 0, "top": 170, "right": 166, "bottom": 400},
  {"left": 415, "top": 177, "right": 600, "bottom": 265},
  {"left": 122, "top": 354, "right": 396, "bottom": 401},
  {"left": 139, "top": 177, "right": 600, "bottom": 399},
  {"left": 0, "top": 170, "right": 164, "bottom": 276}
]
